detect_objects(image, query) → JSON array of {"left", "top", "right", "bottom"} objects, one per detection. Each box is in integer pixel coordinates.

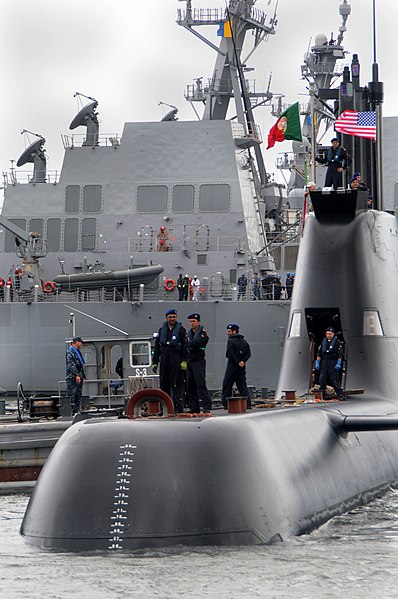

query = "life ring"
[
  {"left": 164, "top": 278, "right": 176, "bottom": 292},
  {"left": 126, "top": 388, "right": 174, "bottom": 418},
  {"left": 0, "top": 278, "right": 4, "bottom": 288},
  {"left": 43, "top": 281, "right": 55, "bottom": 293}
]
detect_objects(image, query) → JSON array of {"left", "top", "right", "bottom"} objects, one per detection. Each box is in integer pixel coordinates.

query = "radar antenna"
[
  {"left": 69, "top": 92, "right": 99, "bottom": 146},
  {"left": 17, "top": 131, "right": 46, "bottom": 183},
  {"left": 159, "top": 102, "right": 178, "bottom": 122}
]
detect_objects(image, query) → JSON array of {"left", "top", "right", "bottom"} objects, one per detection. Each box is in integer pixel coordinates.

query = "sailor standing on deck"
[
  {"left": 66, "top": 336, "right": 85, "bottom": 414},
  {"left": 152, "top": 308, "right": 188, "bottom": 413},
  {"left": 186, "top": 313, "right": 212, "bottom": 414},
  {"left": 315, "top": 327, "right": 345, "bottom": 400},
  {"left": 315, "top": 138, "right": 350, "bottom": 190},
  {"left": 221, "top": 324, "right": 252, "bottom": 410}
]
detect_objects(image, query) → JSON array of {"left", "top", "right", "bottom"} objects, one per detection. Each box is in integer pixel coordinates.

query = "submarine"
[{"left": 20, "top": 187, "right": 398, "bottom": 552}]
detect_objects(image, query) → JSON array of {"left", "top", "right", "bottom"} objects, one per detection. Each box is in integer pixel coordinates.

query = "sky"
[{"left": 0, "top": 0, "right": 397, "bottom": 183}]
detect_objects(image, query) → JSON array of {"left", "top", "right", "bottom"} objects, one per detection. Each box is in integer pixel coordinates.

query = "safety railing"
[
  {"left": 61, "top": 133, "right": 121, "bottom": 150},
  {"left": 2, "top": 170, "right": 60, "bottom": 186},
  {"left": 57, "top": 376, "right": 160, "bottom": 410}
]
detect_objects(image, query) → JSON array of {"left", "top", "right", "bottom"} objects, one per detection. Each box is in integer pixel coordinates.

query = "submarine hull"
[
  {"left": 20, "top": 401, "right": 398, "bottom": 552},
  {"left": 21, "top": 190, "right": 398, "bottom": 552}
]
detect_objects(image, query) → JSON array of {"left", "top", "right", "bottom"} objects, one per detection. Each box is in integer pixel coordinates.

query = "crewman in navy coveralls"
[
  {"left": 152, "top": 308, "right": 188, "bottom": 413},
  {"left": 316, "top": 138, "right": 350, "bottom": 190},
  {"left": 315, "top": 327, "right": 345, "bottom": 400},
  {"left": 186, "top": 313, "right": 212, "bottom": 413},
  {"left": 221, "top": 324, "right": 252, "bottom": 409},
  {"left": 66, "top": 336, "right": 85, "bottom": 414}
]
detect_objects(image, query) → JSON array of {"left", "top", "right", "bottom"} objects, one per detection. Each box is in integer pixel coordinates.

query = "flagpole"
[{"left": 369, "top": 0, "right": 383, "bottom": 210}]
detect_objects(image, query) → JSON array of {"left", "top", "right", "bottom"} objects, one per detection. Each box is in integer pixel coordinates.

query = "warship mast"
[{"left": 177, "top": 0, "right": 280, "bottom": 258}]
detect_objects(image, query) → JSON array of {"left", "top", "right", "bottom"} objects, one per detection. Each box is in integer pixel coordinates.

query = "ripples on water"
[{"left": 2, "top": 491, "right": 398, "bottom": 599}]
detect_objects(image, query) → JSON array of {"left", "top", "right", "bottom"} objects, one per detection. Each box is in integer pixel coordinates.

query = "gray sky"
[{"left": 0, "top": 0, "right": 396, "bottom": 181}]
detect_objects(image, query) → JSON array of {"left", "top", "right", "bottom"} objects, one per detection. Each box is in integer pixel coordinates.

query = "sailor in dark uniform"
[
  {"left": 315, "top": 327, "right": 344, "bottom": 400},
  {"left": 221, "top": 324, "right": 252, "bottom": 409},
  {"left": 316, "top": 138, "right": 350, "bottom": 190},
  {"left": 186, "top": 313, "right": 212, "bottom": 413},
  {"left": 152, "top": 308, "right": 188, "bottom": 413},
  {"left": 66, "top": 336, "right": 85, "bottom": 414}
]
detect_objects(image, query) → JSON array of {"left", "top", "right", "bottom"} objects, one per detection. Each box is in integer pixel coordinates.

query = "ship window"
[
  {"left": 284, "top": 245, "right": 299, "bottom": 271},
  {"left": 230, "top": 269, "right": 237, "bottom": 284},
  {"left": 29, "top": 219, "right": 44, "bottom": 235},
  {"left": 288, "top": 311, "right": 301, "bottom": 338},
  {"left": 129, "top": 341, "right": 151, "bottom": 367},
  {"left": 65, "top": 185, "right": 80, "bottom": 213},
  {"left": 81, "top": 218, "right": 97, "bottom": 251},
  {"left": 197, "top": 254, "right": 208, "bottom": 266},
  {"left": 64, "top": 218, "right": 79, "bottom": 252},
  {"left": 172, "top": 185, "right": 194, "bottom": 213},
  {"left": 137, "top": 185, "right": 168, "bottom": 213},
  {"left": 199, "top": 184, "right": 230, "bottom": 212},
  {"left": 46, "top": 219, "right": 61, "bottom": 252},
  {"left": 363, "top": 310, "right": 384, "bottom": 336},
  {"left": 83, "top": 185, "right": 102, "bottom": 213},
  {"left": 4, "top": 219, "right": 26, "bottom": 252}
]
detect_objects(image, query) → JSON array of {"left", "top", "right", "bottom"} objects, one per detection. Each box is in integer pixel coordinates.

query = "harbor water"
[{"left": 2, "top": 490, "right": 398, "bottom": 598}]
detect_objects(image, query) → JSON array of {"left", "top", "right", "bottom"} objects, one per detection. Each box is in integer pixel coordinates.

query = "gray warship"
[
  {"left": 0, "top": 0, "right": 290, "bottom": 397},
  {"left": 1, "top": 0, "right": 397, "bottom": 402}
]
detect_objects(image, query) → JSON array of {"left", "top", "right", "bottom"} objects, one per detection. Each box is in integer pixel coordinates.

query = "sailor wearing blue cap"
[
  {"left": 186, "top": 313, "right": 212, "bottom": 413},
  {"left": 66, "top": 336, "right": 85, "bottom": 414},
  {"left": 273, "top": 275, "right": 282, "bottom": 300},
  {"left": 315, "top": 137, "right": 351, "bottom": 190},
  {"left": 152, "top": 309, "right": 188, "bottom": 413},
  {"left": 221, "top": 324, "right": 252, "bottom": 409},
  {"left": 315, "top": 327, "right": 344, "bottom": 400},
  {"left": 285, "top": 273, "right": 294, "bottom": 299}
]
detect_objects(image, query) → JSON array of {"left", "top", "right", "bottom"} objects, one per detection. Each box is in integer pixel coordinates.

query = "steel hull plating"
[{"left": 20, "top": 400, "right": 398, "bottom": 551}]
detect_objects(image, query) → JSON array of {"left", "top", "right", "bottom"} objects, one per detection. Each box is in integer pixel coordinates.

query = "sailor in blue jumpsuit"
[
  {"left": 152, "top": 308, "right": 188, "bottom": 413},
  {"left": 66, "top": 336, "right": 85, "bottom": 414},
  {"left": 315, "top": 327, "right": 344, "bottom": 400},
  {"left": 316, "top": 138, "right": 350, "bottom": 190}
]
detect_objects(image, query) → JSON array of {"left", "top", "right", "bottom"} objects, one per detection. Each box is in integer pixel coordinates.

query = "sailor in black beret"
[{"left": 152, "top": 309, "right": 188, "bottom": 413}]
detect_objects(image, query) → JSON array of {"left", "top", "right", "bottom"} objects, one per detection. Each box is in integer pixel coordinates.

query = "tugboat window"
[
  {"left": 83, "top": 185, "right": 102, "bottom": 213},
  {"left": 137, "top": 185, "right": 168, "bottom": 213},
  {"left": 199, "top": 184, "right": 230, "bottom": 212},
  {"left": 65, "top": 185, "right": 80, "bottom": 213},
  {"left": 288, "top": 312, "right": 301, "bottom": 338},
  {"left": 172, "top": 185, "right": 194, "bottom": 212},
  {"left": 130, "top": 341, "right": 151, "bottom": 366},
  {"left": 363, "top": 310, "right": 384, "bottom": 336}
]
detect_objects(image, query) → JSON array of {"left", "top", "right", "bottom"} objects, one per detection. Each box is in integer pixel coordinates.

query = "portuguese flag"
[{"left": 266, "top": 102, "right": 302, "bottom": 149}]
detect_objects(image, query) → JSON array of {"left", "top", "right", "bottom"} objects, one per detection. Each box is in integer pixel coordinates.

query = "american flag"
[{"left": 334, "top": 110, "right": 376, "bottom": 140}]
